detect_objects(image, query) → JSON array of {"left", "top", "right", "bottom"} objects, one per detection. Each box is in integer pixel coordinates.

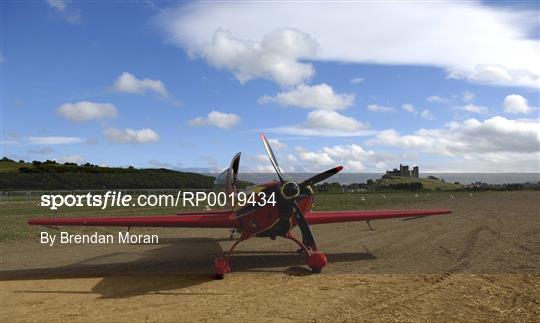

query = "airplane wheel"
[
  {"left": 307, "top": 251, "right": 327, "bottom": 274},
  {"left": 214, "top": 257, "right": 229, "bottom": 279}
]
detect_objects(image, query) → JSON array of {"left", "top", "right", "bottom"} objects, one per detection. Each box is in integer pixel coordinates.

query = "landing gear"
[
  {"left": 286, "top": 233, "right": 327, "bottom": 273},
  {"left": 307, "top": 251, "right": 327, "bottom": 273},
  {"left": 213, "top": 232, "right": 327, "bottom": 279},
  {"left": 213, "top": 258, "right": 228, "bottom": 280},
  {"left": 214, "top": 233, "right": 251, "bottom": 279}
]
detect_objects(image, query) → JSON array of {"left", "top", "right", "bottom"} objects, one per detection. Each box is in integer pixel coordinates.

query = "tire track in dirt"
[
  {"left": 321, "top": 209, "right": 506, "bottom": 320},
  {"left": 437, "top": 226, "right": 484, "bottom": 282},
  {"left": 339, "top": 228, "right": 485, "bottom": 320}
]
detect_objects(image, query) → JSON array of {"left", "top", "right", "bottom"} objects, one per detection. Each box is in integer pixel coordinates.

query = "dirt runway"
[{"left": 1, "top": 191, "right": 539, "bottom": 321}]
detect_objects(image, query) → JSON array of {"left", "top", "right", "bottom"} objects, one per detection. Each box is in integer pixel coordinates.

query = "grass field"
[{"left": 1, "top": 190, "right": 465, "bottom": 242}]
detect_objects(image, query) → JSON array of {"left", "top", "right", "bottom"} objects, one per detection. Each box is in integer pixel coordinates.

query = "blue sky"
[{"left": 2, "top": 1, "right": 539, "bottom": 173}]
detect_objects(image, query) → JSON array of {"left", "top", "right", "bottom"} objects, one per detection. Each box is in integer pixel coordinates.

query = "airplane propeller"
[
  {"left": 260, "top": 133, "right": 343, "bottom": 250},
  {"left": 300, "top": 166, "right": 344, "bottom": 188},
  {"left": 260, "top": 133, "right": 287, "bottom": 183}
]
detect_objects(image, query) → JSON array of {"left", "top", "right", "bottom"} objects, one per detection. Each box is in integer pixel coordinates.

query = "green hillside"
[
  {"left": 0, "top": 159, "right": 32, "bottom": 172},
  {"left": 375, "top": 175, "right": 462, "bottom": 191},
  {"left": 0, "top": 158, "right": 216, "bottom": 190}
]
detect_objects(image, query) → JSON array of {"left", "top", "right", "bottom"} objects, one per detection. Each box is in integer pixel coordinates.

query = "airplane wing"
[
  {"left": 305, "top": 209, "right": 451, "bottom": 225},
  {"left": 27, "top": 210, "right": 238, "bottom": 228}
]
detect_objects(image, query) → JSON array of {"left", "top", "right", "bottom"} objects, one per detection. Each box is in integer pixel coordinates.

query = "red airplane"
[{"left": 28, "top": 133, "right": 451, "bottom": 279}]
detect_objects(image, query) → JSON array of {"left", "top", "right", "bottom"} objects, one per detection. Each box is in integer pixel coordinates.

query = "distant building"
[
  {"left": 385, "top": 164, "right": 419, "bottom": 178},
  {"left": 400, "top": 164, "right": 410, "bottom": 177},
  {"left": 385, "top": 168, "right": 401, "bottom": 177},
  {"left": 411, "top": 166, "right": 419, "bottom": 178}
]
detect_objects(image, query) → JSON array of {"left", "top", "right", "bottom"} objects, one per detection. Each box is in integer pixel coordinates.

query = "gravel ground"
[{"left": 1, "top": 191, "right": 538, "bottom": 321}]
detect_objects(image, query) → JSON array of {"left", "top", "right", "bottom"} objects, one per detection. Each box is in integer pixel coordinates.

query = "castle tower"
[
  {"left": 412, "top": 166, "right": 419, "bottom": 178},
  {"left": 400, "top": 164, "right": 410, "bottom": 177}
]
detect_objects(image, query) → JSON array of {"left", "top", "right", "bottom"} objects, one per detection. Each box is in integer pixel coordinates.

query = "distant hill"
[
  {"left": 0, "top": 158, "right": 217, "bottom": 190},
  {"left": 375, "top": 175, "right": 463, "bottom": 191}
]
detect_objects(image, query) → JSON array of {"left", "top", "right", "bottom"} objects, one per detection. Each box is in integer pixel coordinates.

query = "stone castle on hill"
[{"left": 385, "top": 164, "right": 419, "bottom": 178}]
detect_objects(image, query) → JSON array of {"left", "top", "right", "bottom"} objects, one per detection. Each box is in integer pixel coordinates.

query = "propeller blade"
[
  {"left": 292, "top": 200, "right": 317, "bottom": 250},
  {"left": 300, "top": 166, "right": 343, "bottom": 187},
  {"left": 260, "top": 133, "right": 286, "bottom": 183}
]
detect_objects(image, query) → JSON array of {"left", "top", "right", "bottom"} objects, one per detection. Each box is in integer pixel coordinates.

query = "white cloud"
[
  {"left": 345, "top": 160, "right": 366, "bottom": 172},
  {"left": 370, "top": 116, "right": 540, "bottom": 157},
  {"left": 47, "top": 0, "right": 81, "bottom": 24},
  {"left": 421, "top": 151, "right": 540, "bottom": 173},
  {"left": 402, "top": 103, "right": 416, "bottom": 114},
  {"left": 297, "top": 151, "right": 336, "bottom": 167},
  {"left": 181, "top": 28, "right": 317, "bottom": 86},
  {"left": 188, "top": 110, "right": 240, "bottom": 129},
  {"left": 301, "top": 110, "right": 368, "bottom": 132},
  {"left": 149, "top": 159, "right": 183, "bottom": 170},
  {"left": 367, "top": 104, "right": 394, "bottom": 112},
  {"left": 287, "top": 154, "right": 298, "bottom": 162},
  {"left": 249, "top": 164, "right": 276, "bottom": 173},
  {"left": 457, "top": 103, "right": 489, "bottom": 115},
  {"left": 268, "top": 110, "right": 372, "bottom": 137},
  {"left": 426, "top": 95, "right": 450, "bottom": 104},
  {"left": 47, "top": 0, "right": 66, "bottom": 11},
  {"left": 27, "top": 136, "right": 84, "bottom": 145},
  {"left": 57, "top": 154, "right": 85, "bottom": 164},
  {"left": 268, "top": 138, "right": 287, "bottom": 149},
  {"left": 402, "top": 104, "right": 434, "bottom": 119},
  {"left": 269, "top": 127, "right": 375, "bottom": 137},
  {"left": 57, "top": 101, "right": 118, "bottom": 121},
  {"left": 420, "top": 109, "right": 435, "bottom": 120},
  {"left": 113, "top": 72, "right": 168, "bottom": 96},
  {"left": 462, "top": 90, "right": 475, "bottom": 103},
  {"left": 447, "top": 65, "right": 538, "bottom": 88},
  {"left": 350, "top": 77, "right": 364, "bottom": 84},
  {"left": 103, "top": 128, "right": 160, "bottom": 144},
  {"left": 157, "top": 2, "right": 540, "bottom": 88},
  {"left": 321, "top": 144, "right": 373, "bottom": 161},
  {"left": 503, "top": 94, "right": 536, "bottom": 114},
  {"left": 280, "top": 116, "right": 540, "bottom": 173},
  {"left": 259, "top": 83, "right": 354, "bottom": 110},
  {"left": 27, "top": 147, "right": 55, "bottom": 155},
  {"left": 252, "top": 154, "right": 268, "bottom": 162},
  {"left": 375, "top": 161, "right": 388, "bottom": 171},
  {"left": 293, "top": 143, "right": 396, "bottom": 172}
]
